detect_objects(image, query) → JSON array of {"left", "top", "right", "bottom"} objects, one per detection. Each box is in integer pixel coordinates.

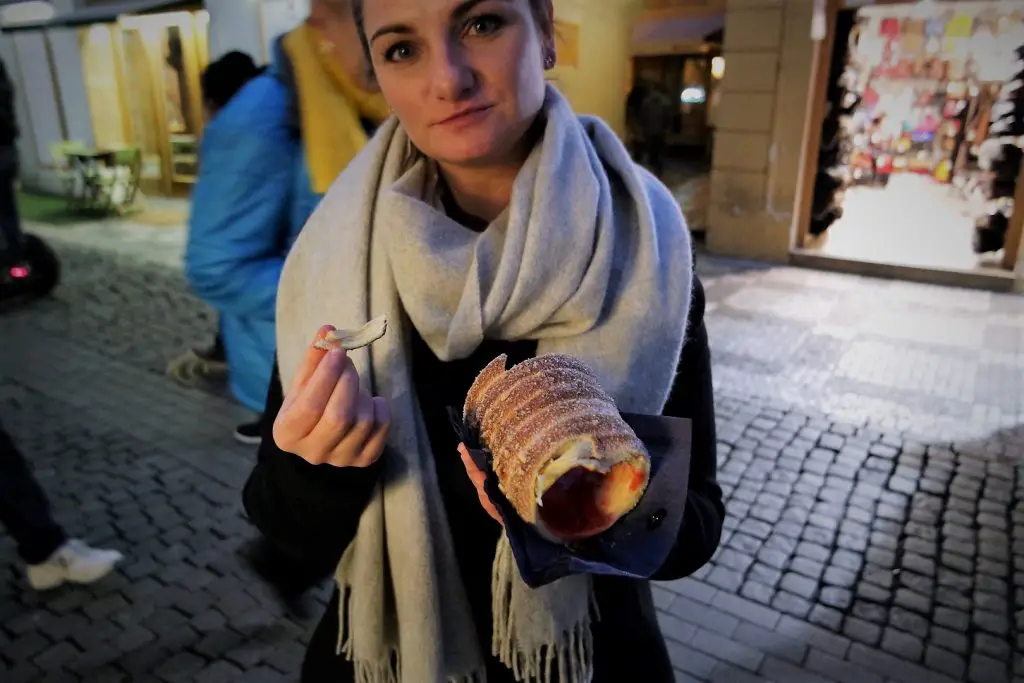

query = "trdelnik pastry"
[{"left": 464, "top": 353, "right": 651, "bottom": 543}]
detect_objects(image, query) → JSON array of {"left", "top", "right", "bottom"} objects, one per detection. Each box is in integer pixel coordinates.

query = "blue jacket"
[{"left": 186, "top": 48, "right": 318, "bottom": 413}]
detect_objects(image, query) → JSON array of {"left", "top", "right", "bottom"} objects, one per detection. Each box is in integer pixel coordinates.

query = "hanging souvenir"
[
  {"left": 944, "top": 13, "right": 973, "bottom": 39},
  {"left": 857, "top": 30, "right": 886, "bottom": 64},
  {"left": 947, "top": 58, "right": 966, "bottom": 81},
  {"left": 916, "top": 107, "right": 941, "bottom": 135},
  {"left": 893, "top": 58, "right": 913, "bottom": 79},
  {"left": 927, "top": 58, "right": 948, "bottom": 80},
  {"left": 941, "top": 37, "right": 960, "bottom": 56},
  {"left": 903, "top": 18, "right": 925, "bottom": 36},
  {"left": 947, "top": 80, "right": 968, "bottom": 99},
  {"left": 975, "top": 7, "right": 999, "bottom": 35},
  {"left": 925, "top": 18, "right": 945, "bottom": 38},
  {"left": 903, "top": 31, "right": 924, "bottom": 57},
  {"left": 880, "top": 17, "right": 900, "bottom": 38},
  {"left": 862, "top": 85, "right": 880, "bottom": 109}
]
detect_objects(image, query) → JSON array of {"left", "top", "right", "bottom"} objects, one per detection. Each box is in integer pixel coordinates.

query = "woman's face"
[{"left": 361, "top": 0, "right": 552, "bottom": 167}]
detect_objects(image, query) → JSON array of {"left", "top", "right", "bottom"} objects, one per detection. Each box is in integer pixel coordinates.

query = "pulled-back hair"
[
  {"left": 350, "top": 0, "right": 552, "bottom": 80},
  {"left": 200, "top": 51, "right": 263, "bottom": 112}
]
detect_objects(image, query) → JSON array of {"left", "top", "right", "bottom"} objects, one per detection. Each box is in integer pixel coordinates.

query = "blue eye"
[
  {"left": 383, "top": 42, "right": 415, "bottom": 63},
  {"left": 466, "top": 14, "right": 505, "bottom": 37}
]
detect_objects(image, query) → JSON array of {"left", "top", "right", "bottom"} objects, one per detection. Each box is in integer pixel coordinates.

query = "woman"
[{"left": 243, "top": 1, "right": 724, "bottom": 682}]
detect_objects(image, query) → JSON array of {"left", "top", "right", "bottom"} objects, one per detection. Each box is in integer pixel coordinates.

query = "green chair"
[
  {"left": 94, "top": 146, "right": 143, "bottom": 213},
  {"left": 48, "top": 140, "right": 89, "bottom": 210}
]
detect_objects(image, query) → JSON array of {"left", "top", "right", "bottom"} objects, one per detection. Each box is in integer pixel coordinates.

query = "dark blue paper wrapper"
[{"left": 448, "top": 407, "right": 692, "bottom": 588}]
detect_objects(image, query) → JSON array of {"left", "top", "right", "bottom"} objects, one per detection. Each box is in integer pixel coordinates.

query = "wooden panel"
[
  {"left": 793, "top": 0, "right": 839, "bottom": 249},
  {"left": 1002, "top": 159, "right": 1024, "bottom": 271},
  {"left": 555, "top": 19, "right": 580, "bottom": 68}
]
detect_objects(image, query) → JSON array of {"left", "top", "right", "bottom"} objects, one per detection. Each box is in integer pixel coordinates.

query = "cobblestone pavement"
[{"left": 0, "top": 231, "right": 1022, "bottom": 683}]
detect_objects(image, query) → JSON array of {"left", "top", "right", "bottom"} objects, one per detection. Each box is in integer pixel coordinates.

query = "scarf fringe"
[
  {"left": 491, "top": 541, "right": 596, "bottom": 683},
  {"left": 353, "top": 656, "right": 400, "bottom": 683},
  {"left": 337, "top": 583, "right": 399, "bottom": 683},
  {"left": 492, "top": 619, "right": 595, "bottom": 683},
  {"left": 338, "top": 582, "right": 486, "bottom": 683}
]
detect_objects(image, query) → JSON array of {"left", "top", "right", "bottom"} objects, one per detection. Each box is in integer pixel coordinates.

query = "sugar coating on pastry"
[{"left": 464, "top": 354, "right": 650, "bottom": 542}]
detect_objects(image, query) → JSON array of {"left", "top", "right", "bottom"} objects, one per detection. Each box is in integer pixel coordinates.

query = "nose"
[{"left": 430, "top": 40, "right": 476, "bottom": 102}]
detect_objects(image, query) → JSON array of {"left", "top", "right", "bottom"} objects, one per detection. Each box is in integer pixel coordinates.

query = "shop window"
[
  {"left": 801, "top": 2, "right": 1024, "bottom": 273},
  {"left": 77, "top": 10, "right": 210, "bottom": 195}
]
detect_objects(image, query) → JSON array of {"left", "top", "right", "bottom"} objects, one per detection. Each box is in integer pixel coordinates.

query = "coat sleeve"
[
  {"left": 185, "top": 83, "right": 296, "bottom": 320},
  {"left": 651, "top": 274, "right": 726, "bottom": 581},
  {"left": 242, "top": 357, "right": 382, "bottom": 575}
]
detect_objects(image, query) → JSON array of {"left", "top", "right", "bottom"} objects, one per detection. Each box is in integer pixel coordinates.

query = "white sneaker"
[{"left": 26, "top": 539, "right": 124, "bottom": 590}]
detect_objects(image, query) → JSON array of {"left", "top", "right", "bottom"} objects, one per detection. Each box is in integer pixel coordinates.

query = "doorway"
[
  {"left": 79, "top": 10, "right": 209, "bottom": 197},
  {"left": 796, "top": 0, "right": 1024, "bottom": 275}
]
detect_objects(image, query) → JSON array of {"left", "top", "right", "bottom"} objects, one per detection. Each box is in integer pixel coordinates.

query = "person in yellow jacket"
[{"left": 184, "top": 0, "right": 389, "bottom": 445}]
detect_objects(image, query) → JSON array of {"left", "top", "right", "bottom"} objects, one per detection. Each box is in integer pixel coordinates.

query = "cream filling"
[{"left": 534, "top": 440, "right": 606, "bottom": 509}]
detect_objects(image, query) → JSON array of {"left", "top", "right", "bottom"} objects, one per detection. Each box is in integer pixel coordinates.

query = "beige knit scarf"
[{"left": 276, "top": 86, "right": 693, "bottom": 683}]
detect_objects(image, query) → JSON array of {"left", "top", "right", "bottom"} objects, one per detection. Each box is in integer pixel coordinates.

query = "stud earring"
[{"left": 544, "top": 54, "right": 555, "bottom": 69}]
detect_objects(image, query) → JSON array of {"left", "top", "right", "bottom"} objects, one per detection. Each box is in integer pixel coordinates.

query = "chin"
[
  {"left": 424, "top": 119, "right": 522, "bottom": 167},
  {"left": 438, "top": 142, "right": 506, "bottom": 166}
]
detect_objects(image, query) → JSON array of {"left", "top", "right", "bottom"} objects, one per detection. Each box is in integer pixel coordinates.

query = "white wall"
[
  {"left": 49, "top": 27, "right": 94, "bottom": 147},
  {"left": 205, "top": 0, "right": 309, "bottom": 64},
  {"left": 205, "top": 0, "right": 265, "bottom": 62},
  {"left": 0, "top": 0, "right": 91, "bottom": 193},
  {"left": 11, "top": 32, "right": 64, "bottom": 165},
  {"left": 257, "top": 0, "right": 308, "bottom": 61}
]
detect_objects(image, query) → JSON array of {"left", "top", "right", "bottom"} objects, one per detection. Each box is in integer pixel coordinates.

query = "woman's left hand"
[{"left": 458, "top": 443, "right": 503, "bottom": 525}]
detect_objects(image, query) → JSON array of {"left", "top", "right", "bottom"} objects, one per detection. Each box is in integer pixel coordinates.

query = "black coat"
[
  {"left": 0, "top": 60, "right": 19, "bottom": 174},
  {"left": 243, "top": 276, "right": 724, "bottom": 683}
]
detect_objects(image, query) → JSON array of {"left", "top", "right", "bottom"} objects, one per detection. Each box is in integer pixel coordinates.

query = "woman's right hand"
[{"left": 273, "top": 325, "right": 391, "bottom": 467}]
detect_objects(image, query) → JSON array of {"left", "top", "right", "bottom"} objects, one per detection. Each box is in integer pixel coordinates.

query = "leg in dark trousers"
[
  {"left": 0, "top": 171, "right": 24, "bottom": 263},
  {"left": 0, "top": 424, "right": 67, "bottom": 565},
  {"left": 239, "top": 357, "right": 323, "bottom": 616},
  {"left": 211, "top": 326, "right": 226, "bottom": 362}
]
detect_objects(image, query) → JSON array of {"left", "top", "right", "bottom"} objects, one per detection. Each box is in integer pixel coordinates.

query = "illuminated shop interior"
[
  {"left": 803, "top": 0, "right": 1024, "bottom": 274},
  {"left": 79, "top": 9, "right": 209, "bottom": 196},
  {"left": 4, "top": 2, "right": 210, "bottom": 198}
]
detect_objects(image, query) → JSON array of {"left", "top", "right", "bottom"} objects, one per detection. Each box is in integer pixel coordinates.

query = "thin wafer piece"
[
  {"left": 314, "top": 316, "right": 388, "bottom": 351},
  {"left": 464, "top": 354, "right": 651, "bottom": 543}
]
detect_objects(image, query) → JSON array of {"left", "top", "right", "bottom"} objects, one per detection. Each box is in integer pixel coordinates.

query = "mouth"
[{"left": 434, "top": 104, "right": 495, "bottom": 127}]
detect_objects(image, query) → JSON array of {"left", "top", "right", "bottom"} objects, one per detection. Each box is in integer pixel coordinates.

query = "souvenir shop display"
[
  {"left": 840, "top": 10, "right": 972, "bottom": 187},
  {"left": 828, "top": 4, "right": 1024, "bottom": 255}
]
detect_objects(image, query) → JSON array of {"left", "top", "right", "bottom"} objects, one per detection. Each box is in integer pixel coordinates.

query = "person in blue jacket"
[
  {"left": 167, "top": 51, "right": 262, "bottom": 387},
  {"left": 185, "top": 0, "right": 389, "bottom": 444}
]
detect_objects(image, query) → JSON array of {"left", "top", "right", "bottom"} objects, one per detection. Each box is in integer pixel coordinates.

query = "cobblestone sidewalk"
[{"left": 0, "top": 237, "right": 1021, "bottom": 683}]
